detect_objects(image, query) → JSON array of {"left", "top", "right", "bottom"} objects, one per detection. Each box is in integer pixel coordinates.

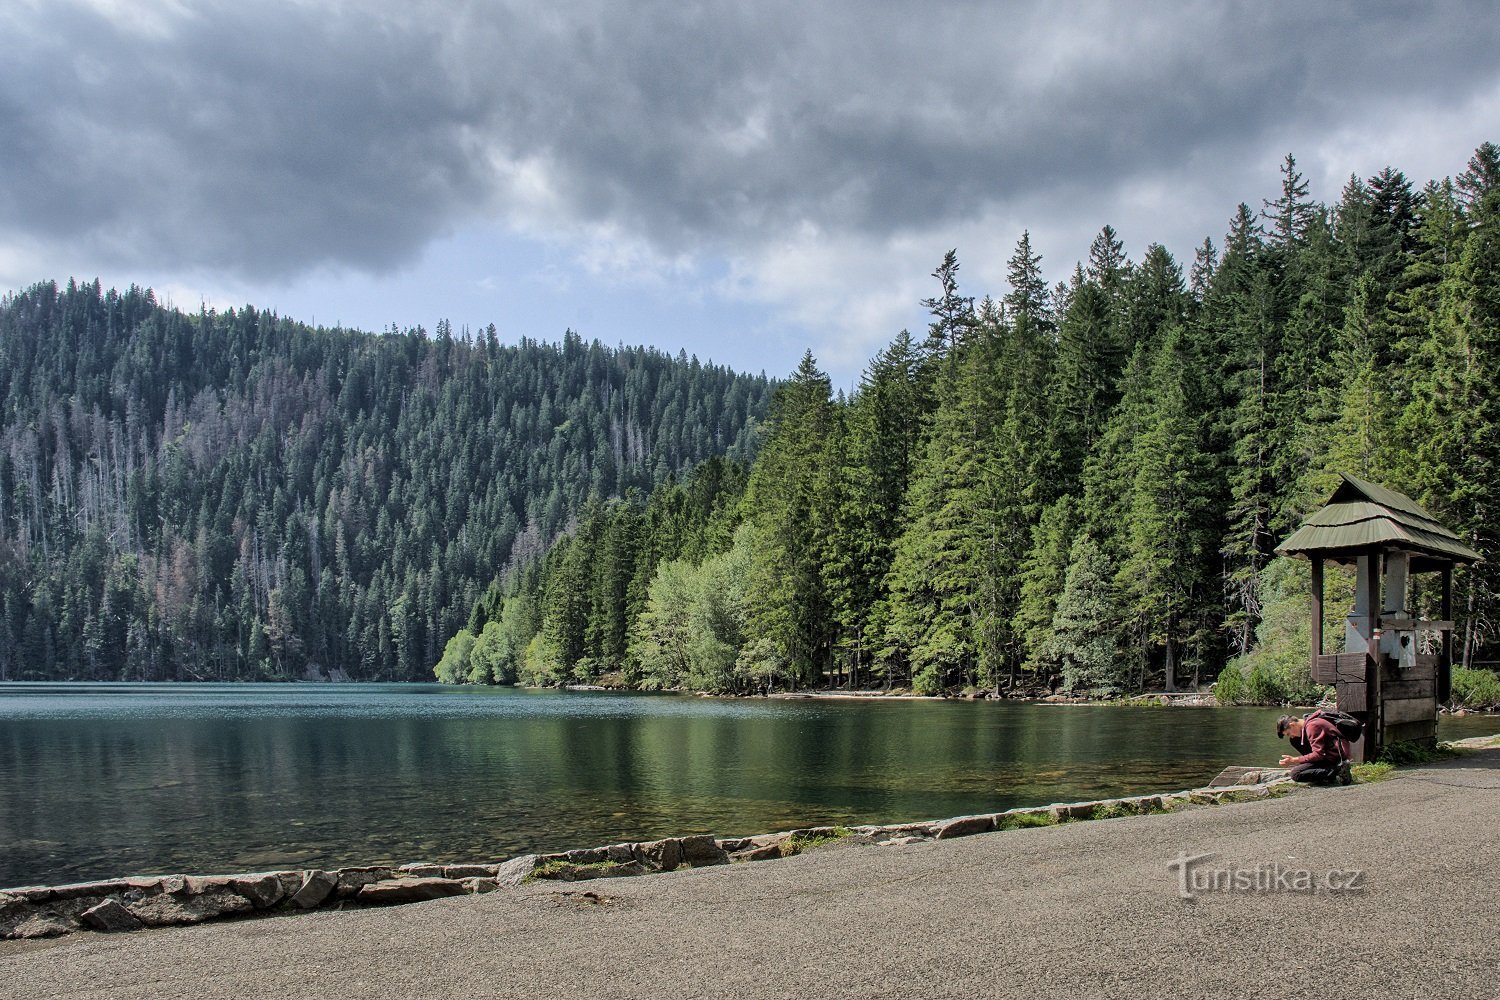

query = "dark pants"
[{"left": 1290, "top": 760, "right": 1344, "bottom": 785}]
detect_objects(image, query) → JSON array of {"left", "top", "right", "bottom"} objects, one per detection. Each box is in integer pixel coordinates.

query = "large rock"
[
  {"left": 80, "top": 899, "right": 144, "bottom": 933},
  {"left": 128, "top": 889, "right": 252, "bottom": 927},
  {"left": 232, "top": 873, "right": 286, "bottom": 909},
  {"left": 678, "top": 835, "right": 729, "bottom": 867},
  {"left": 564, "top": 847, "right": 608, "bottom": 866},
  {"left": 4, "top": 906, "right": 81, "bottom": 939},
  {"left": 933, "top": 815, "right": 995, "bottom": 840},
  {"left": 356, "top": 878, "right": 470, "bottom": 904},
  {"left": 1050, "top": 802, "right": 1097, "bottom": 822},
  {"left": 635, "top": 839, "right": 683, "bottom": 872},
  {"left": 32, "top": 878, "right": 156, "bottom": 903},
  {"left": 728, "top": 841, "right": 784, "bottom": 863},
  {"left": 397, "top": 863, "right": 447, "bottom": 879},
  {"left": 442, "top": 865, "right": 496, "bottom": 880},
  {"left": 290, "top": 870, "right": 339, "bottom": 909},
  {"left": 494, "top": 855, "right": 541, "bottom": 889},
  {"left": 534, "top": 862, "right": 648, "bottom": 882},
  {"left": 334, "top": 866, "right": 395, "bottom": 898}
]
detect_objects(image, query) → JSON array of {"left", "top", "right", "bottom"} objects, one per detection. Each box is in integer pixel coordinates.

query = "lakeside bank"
[{"left": 4, "top": 741, "right": 1497, "bottom": 999}]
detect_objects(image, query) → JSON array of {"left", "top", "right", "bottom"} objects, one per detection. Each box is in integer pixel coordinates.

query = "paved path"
[{"left": 4, "top": 751, "right": 1498, "bottom": 1000}]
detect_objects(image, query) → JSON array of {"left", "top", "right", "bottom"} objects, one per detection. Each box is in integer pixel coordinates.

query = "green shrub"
[
  {"left": 1214, "top": 663, "right": 1247, "bottom": 704},
  {"left": 1451, "top": 666, "right": 1500, "bottom": 710},
  {"left": 911, "top": 663, "right": 944, "bottom": 695}
]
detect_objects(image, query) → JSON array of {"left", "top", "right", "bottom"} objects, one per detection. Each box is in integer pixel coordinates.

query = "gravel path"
[{"left": 4, "top": 750, "right": 1497, "bottom": 1000}]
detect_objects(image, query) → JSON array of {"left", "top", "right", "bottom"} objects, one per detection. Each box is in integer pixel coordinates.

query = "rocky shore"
[{"left": 0, "top": 766, "right": 1293, "bottom": 941}]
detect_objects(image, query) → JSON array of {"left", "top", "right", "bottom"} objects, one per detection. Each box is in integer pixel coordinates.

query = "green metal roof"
[{"left": 1275, "top": 473, "right": 1480, "bottom": 564}]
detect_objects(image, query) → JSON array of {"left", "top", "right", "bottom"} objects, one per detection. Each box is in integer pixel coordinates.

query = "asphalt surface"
[{"left": 3, "top": 750, "right": 1498, "bottom": 1000}]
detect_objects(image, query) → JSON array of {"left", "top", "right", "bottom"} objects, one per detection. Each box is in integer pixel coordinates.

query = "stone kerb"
[{"left": 0, "top": 772, "right": 1295, "bottom": 941}]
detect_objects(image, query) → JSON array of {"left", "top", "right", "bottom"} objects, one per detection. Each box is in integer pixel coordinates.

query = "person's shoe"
[{"left": 1338, "top": 761, "right": 1353, "bottom": 786}]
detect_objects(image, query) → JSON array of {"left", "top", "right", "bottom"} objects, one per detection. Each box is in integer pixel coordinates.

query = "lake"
[{"left": 2, "top": 683, "right": 1495, "bottom": 888}]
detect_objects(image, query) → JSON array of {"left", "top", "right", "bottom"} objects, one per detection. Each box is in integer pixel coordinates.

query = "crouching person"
[{"left": 1277, "top": 713, "right": 1353, "bottom": 786}]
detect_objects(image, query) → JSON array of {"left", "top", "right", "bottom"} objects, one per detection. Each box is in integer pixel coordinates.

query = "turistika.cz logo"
[{"left": 1167, "top": 851, "right": 1366, "bottom": 900}]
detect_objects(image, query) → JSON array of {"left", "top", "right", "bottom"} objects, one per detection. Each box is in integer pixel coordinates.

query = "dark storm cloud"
[{"left": 3, "top": 1, "right": 1498, "bottom": 280}]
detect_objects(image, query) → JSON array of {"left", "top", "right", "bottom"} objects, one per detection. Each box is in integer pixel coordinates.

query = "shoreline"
[
  {"left": 2, "top": 764, "right": 1306, "bottom": 941},
  {"left": 18, "top": 730, "right": 1499, "bottom": 942},
  {"left": 5, "top": 741, "right": 1498, "bottom": 999},
  {"left": 7, "top": 679, "right": 1499, "bottom": 718}
]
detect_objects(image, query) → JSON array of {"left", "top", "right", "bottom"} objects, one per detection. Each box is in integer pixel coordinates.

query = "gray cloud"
[{"left": 3, "top": 1, "right": 1498, "bottom": 285}]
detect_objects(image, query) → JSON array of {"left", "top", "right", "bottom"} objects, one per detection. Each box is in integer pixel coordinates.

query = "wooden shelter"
[{"left": 1275, "top": 473, "right": 1480, "bottom": 761}]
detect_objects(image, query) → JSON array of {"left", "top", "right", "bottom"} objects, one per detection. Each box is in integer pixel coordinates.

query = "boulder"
[
  {"left": 356, "top": 878, "right": 470, "bottom": 904},
  {"left": 635, "top": 839, "right": 683, "bottom": 872},
  {"left": 605, "top": 843, "right": 636, "bottom": 864},
  {"left": 442, "top": 865, "right": 496, "bottom": 880},
  {"left": 464, "top": 878, "right": 499, "bottom": 894},
  {"left": 933, "top": 815, "right": 995, "bottom": 840},
  {"left": 184, "top": 875, "right": 239, "bottom": 894},
  {"left": 728, "top": 841, "right": 784, "bottom": 863},
  {"left": 495, "top": 854, "right": 541, "bottom": 889},
  {"left": 36, "top": 879, "right": 139, "bottom": 903},
  {"left": 397, "top": 864, "right": 447, "bottom": 879},
  {"left": 232, "top": 873, "right": 286, "bottom": 909},
  {"left": 80, "top": 899, "right": 144, "bottom": 933},
  {"left": 564, "top": 847, "right": 608, "bottom": 866},
  {"left": 334, "top": 866, "right": 395, "bottom": 898},
  {"left": 863, "top": 821, "right": 936, "bottom": 838},
  {"left": 535, "top": 862, "right": 648, "bottom": 882},
  {"left": 678, "top": 835, "right": 729, "bottom": 867},
  {"left": 290, "top": 870, "right": 339, "bottom": 909},
  {"left": 128, "top": 888, "right": 252, "bottom": 927},
  {"left": 4, "top": 906, "right": 80, "bottom": 939},
  {"left": 1050, "top": 802, "right": 1096, "bottom": 822}
]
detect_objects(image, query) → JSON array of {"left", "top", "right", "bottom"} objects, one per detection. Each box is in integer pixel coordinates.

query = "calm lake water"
[{"left": 2, "top": 683, "right": 1495, "bottom": 888}]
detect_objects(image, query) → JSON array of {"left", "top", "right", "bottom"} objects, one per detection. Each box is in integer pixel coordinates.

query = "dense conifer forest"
[
  {"left": 436, "top": 143, "right": 1500, "bottom": 704},
  {"left": 0, "top": 285, "right": 773, "bottom": 680}
]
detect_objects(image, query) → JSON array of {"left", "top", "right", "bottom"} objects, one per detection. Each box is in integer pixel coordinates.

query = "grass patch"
[
  {"left": 995, "top": 811, "right": 1059, "bottom": 831},
  {"left": 525, "top": 859, "right": 625, "bottom": 882},
  {"left": 779, "top": 827, "right": 853, "bottom": 857},
  {"left": 1351, "top": 761, "right": 1395, "bottom": 783},
  {"left": 1377, "top": 740, "right": 1464, "bottom": 765}
]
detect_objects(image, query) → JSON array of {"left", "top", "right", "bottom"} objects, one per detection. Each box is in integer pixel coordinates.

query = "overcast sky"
[{"left": 4, "top": 1, "right": 1499, "bottom": 386}]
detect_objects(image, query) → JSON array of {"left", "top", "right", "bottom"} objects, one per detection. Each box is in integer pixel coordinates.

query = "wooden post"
[
  {"left": 1365, "top": 550, "right": 1384, "bottom": 761},
  {"left": 1310, "top": 557, "right": 1324, "bottom": 666},
  {"left": 1439, "top": 565, "right": 1454, "bottom": 703}
]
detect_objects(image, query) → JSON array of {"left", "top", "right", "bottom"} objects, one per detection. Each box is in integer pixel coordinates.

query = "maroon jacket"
[{"left": 1287, "top": 714, "right": 1351, "bottom": 766}]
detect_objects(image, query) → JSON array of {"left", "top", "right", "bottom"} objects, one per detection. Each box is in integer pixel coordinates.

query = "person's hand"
[{"left": 1278, "top": 755, "right": 1297, "bottom": 766}]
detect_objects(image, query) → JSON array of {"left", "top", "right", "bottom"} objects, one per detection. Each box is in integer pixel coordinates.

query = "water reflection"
[{"left": 1, "top": 684, "right": 1494, "bottom": 887}]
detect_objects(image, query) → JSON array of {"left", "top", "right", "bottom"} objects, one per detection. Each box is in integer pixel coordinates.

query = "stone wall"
[{"left": 1, "top": 777, "right": 1291, "bottom": 941}]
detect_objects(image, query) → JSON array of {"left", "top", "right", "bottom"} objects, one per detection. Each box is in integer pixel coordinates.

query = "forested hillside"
[
  {"left": 439, "top": 143, "right": 1500, "bottom": 700},
  {"left": 0, "top": 283, "right": 774, "bottom": 680}
]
